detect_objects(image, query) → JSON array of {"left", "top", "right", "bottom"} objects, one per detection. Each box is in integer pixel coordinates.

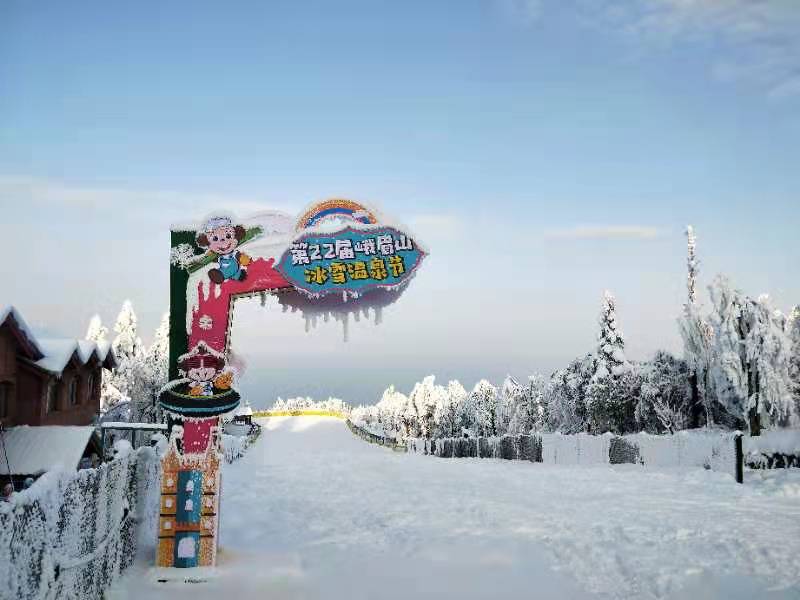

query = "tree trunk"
[
  {"left": 688, "top": 371, "right": 703, "bottom": 428},
  {"left": 748, "top": 405, "right": 762, "bottom": 437}
]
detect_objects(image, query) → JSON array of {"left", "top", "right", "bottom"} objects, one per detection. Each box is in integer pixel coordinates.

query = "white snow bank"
[
  {"left": 625, "top": 430, "right": 739, "bottom": 478},
  {"left": 744, "top": 430, "right": 800, "bottom": 456}
]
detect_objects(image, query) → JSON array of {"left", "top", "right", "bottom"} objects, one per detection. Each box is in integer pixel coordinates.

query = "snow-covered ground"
[{"left": 110, "top": 417, "right": 800, "bottom": 600}]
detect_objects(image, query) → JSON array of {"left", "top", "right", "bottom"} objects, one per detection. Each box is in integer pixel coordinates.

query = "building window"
[
  {"left": 92, "top": 372, "right": 101, "bottom": 401},
  {"left": 68, "top": 377, "right": 78, "bottom": 406},
  {"left": 86, "top": 374, "right": 94, "bottom": 404},
  {"left": 0, "top": 382, "right": 11, "bottom": 419},
  {"left": 45, "top": 382, "right": 57, "bottom": 413}
]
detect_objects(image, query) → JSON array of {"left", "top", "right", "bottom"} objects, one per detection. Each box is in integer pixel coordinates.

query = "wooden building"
[{"left": 0, "top": 306, "right": 116, "bottom": 428}]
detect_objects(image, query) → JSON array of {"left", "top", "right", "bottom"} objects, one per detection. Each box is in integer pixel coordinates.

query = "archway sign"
[{"left": 156, "top": 199, "right": 427, "bottom": 569}]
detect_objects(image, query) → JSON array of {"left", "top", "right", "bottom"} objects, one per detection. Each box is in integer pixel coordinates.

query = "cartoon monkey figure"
[
  {"left": 178, "top": 342, "right": 234, "bottom": 397},
  {"left": 196, "top": 216, "right": 252, "bottom": 284}
]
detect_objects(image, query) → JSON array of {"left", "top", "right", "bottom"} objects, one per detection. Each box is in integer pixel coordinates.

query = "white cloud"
[
  {"left": 544, "top": 224, "right": 664, "bottom": 240},
  {"left": 0, "top": 175, "right": 299, "bottom": 224},
  {"left": 611, "top": 0, "right": 800, "bottom": 98},
  {"left": 506, "top": 0, "right": 800, "bottom": 99}
]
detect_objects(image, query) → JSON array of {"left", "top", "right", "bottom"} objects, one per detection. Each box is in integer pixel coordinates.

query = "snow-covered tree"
[
  {"left": 409, "top": 376, "right": 438, "bottom": 439},
  {"left": 546, "top": 354, "right": 594, "bottom": 433},
  {"left": 593, "top": 291, "right": 628, "bottom": 380},
  {"left": 586, "top": 291, "right": 633, "bottom": 433},
  {"left": 506, "top": 375, "right": 547, "bottom": 434},
  {"left": 678, "top": 225, "right": 715, "bottom": 427},
  {"left": 457, "top": 381, "right": 478, "bottom": 436},
  {"left": 132, "top": 312, "right": 169, "bottom": 422},
  {"left": 636, "top": 351, "right": 691, "bottom": 434},
  {"left": 400, "top": 390, "right": 420, "bottom": 438},
  {"left": 740, "top": 296, "right": 795, "bottom": 432},
  {"left": 471, "top": 379, "right": 499, "bottom": 437},
  {"left": 109, "top": 300, "right": 145, "bottom": 409},
  {"left": 434, "top": 380, "right": 464, "bottom": 438},
  {"left": 85, "top": 314, "right": 108, "bottom": 343},
  {"left": 84, "top": 314, "right": 125, "bottom": 412},
  {"left": 447, "top": 380, "right": 471, "bottom": 436},
  {"left": 708, "top": 278, "right": 795, "bottom": 433},
  {"left": 685, "top": 225, "right": 699, "bottom": 305},
  {"left": 708, "top": 276, "right": 749, "bottom": 428},
  {"left": 376, "top": 385, "right": 407, "bottom": 438},
  {"left": 499, "top": 376, "right": 523, "bottom": 435},
  {"left": 788, "top": 306, "right": 800, "bottom": 414}
]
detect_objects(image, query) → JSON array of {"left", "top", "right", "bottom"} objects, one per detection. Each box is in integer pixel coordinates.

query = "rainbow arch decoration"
[
  {"left": 295, "top": 198, "right": 379, "bottom": 230},
  {"left": 158, "top": 198, "right": 427, "bottom": 571}
]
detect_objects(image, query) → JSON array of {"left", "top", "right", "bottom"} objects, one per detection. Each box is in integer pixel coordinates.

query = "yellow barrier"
[{"left": 252, "top": 410, "right": 348, "bottom": 419}]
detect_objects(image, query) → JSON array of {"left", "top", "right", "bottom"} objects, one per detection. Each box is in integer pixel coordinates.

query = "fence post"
[{"left": 735, "top": 433, "right": 744, "bottom": 484}]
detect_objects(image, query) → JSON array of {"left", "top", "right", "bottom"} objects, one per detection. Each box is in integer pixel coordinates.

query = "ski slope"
[{"left": 112, "top": 416, "right": 800, "bottom": 600}]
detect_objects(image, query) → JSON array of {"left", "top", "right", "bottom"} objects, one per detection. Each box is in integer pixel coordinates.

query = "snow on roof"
[
  {"left": 0, "top": 305, "right": 44, "bottom": 358},
  {"left": 33, "top": 337, "right": 115, "bottom": 375},
  {"left": 2, "top": 306, "right": 116, "bottom": 375},
  {"left": 35, "top": 338, "right": 81, "bottom": 374},
  {"left": 234, "top": 401, "right": 253, "bottom": 417},
  {"left": 0, "top": 426, "right": 96, "bottom": 476},
  {"left": 95, "top": 340, "right": 112, "bottom": 361}
]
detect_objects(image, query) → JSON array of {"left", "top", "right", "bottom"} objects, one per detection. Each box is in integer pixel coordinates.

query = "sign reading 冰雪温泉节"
[{"left": 276, "top": 226, "right": 424, "bottom": 297}]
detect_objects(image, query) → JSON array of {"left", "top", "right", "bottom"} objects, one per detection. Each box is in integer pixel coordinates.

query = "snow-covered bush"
[{"left": 221, "top": 424, "right": 261, "bottom": 463}]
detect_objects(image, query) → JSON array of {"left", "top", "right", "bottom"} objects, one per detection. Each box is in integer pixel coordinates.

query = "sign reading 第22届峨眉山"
[{"left": 276, "top": 226, "right": 425, "bottom": 297}]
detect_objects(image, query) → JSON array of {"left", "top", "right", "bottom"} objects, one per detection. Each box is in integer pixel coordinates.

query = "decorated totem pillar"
[{"left": 158, "top": 199, "right": 426, "bottom": 569}]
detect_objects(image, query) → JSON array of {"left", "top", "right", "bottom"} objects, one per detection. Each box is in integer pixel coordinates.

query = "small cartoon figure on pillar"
[
  {"left": 196, "top": 216, "right": 252, "bottom": 284},
  {"left": 178, "top": 342, "right": 234, "bottom": 398}
]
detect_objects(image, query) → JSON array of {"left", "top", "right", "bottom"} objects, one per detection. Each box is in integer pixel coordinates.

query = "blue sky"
[{"left": 2, "top": 1, "right": 798, "bottom": 404}]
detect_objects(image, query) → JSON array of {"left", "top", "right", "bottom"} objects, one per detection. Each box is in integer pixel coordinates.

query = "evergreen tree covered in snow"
[
  {"left": 84, "top": 315, "right": 125, "bottom": 411},
  {"left": 109, "top": 300, "right": 145, "bottom": 410},
  {"left": 85, "top": 314, "right": 108, "bottom": 343},
  {"left": 593, "top": 291, "right": 628, "bottom": 380},
  {"left": 586, "top": 291, "right": 634, "bottom": 433}
]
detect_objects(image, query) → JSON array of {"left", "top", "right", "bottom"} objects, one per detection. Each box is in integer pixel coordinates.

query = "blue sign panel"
[
  {"left": 176, "top": 470, "right": 203, "bottom": 524},
  {"left": 276, "top": 226, "right": 425, "bottom": 297},
  {"left": 174, "top": 531, "right": 200, "bottom": 568}
]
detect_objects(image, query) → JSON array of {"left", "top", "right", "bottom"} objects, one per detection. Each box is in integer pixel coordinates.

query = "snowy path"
[{"left": 112, "top": 417, "right": 800, "bottom": 600}]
